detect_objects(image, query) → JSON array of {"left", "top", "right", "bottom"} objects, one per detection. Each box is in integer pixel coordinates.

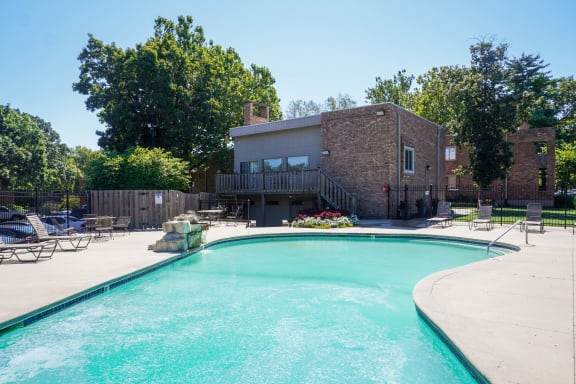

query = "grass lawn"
[{"left": 451, "top": 204, "right": 576, "bottom": 227}]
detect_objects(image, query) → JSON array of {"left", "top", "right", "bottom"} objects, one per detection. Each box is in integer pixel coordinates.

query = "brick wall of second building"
[
  {"left": 506, "top": 127, "right": 555, "bottom": 189},
  {"left": 446, "top": 127, "right": 556, "bottom": 195},
  {"left": 321, "top": 104, "right": 445, "bottom": 217}
]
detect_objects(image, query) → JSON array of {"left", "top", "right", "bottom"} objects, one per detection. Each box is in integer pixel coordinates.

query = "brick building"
[
  {"left": 217, "top": 102, "right": 445, "bottom": 225},
  {"left": 445, "top": 124, "right": 556, "bottom": 205}
]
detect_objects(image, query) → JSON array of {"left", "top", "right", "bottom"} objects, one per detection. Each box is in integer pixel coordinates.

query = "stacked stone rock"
[{"left": 151, "top": 214, "right": 204, "bottom": 252}]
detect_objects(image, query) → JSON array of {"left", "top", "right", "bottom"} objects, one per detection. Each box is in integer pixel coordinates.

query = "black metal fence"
[
  {"left": 0, "top": 190, "right": 90, "bottom": 221},
  {"left": 2, "top": 187, "right": 574, "bottom": 229},
  {"left": 387, "top": 184, "right": 576, "bottom": 229}
]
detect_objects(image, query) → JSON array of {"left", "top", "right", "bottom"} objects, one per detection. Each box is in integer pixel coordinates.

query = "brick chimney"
[{"left": 243, "top": 102, "right": 269, "bottom": 125}]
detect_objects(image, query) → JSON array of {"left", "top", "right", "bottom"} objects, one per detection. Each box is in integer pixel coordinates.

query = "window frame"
[
  {"left": 445, "top": 146, "right": 456, "bottom": 161},
  {"left": 263, "top": 158, "right": 283, "bottom": 172},
  {"left": 404, "top": 146, "right": 415, "bottom": 174},
  {"left": 240, "top": 160, "right": 260, "bottom": 174},
  {"left": 287, "top": 155, "right": 309, "bottom": 171}
]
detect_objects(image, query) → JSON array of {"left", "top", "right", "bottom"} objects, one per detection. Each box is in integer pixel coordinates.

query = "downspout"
[
  {"left": 436, "top": 125, "right": 441, "bottom": 187},
  {"left": 396, "top": 105, "right": 402, "bottom": 205}
]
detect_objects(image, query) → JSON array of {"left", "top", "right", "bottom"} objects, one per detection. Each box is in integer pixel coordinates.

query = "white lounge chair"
[
  {"left": 469, "top": 205, "right": 493, "bottom": 231},
  {"left": 26, "top": 214, "right": 92, "bottom": 251},
  {"left": 0, "top": 238, "right": 57, "bottom": 263},
  {"left": 427, "top": 202, "right": 452, "bottom": 228},
  {"left": 522, "top": 203, "right": 544, "bottom": 233}
]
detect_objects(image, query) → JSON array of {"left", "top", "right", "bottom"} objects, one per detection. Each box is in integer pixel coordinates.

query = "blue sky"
[{"left": 1, "top": 0, "right": 575, "bottom": 149}]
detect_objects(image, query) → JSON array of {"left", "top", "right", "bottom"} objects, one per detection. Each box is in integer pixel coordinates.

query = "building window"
[
  {"left": 404, "top": 146, "right": 414, "bottom": 174},
  {"left": 538, "top": 168, "right": 547, "bottom": 190},
  {"left": 287, "top": 156, "right": 309, "bottom": 171},
  {"left": 240, "top": 160, "right": 259, "bottom": 174},
  {"left": 263, "top": 158, "right": 282, "bottom": 172},
  {"left": 445, "top": 146, "right": 456, "bottom": 161}
]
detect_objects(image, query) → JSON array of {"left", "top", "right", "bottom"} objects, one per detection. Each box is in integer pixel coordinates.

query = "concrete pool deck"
[{"left": 0, "top": 221, "right": 574, "bottom": 384}]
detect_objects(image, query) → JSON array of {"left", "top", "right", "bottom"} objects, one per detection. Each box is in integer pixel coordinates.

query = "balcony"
[
  {"left": 216, "top": 170, "right": 320, "bottom": 195},
  {"left": 216, "top": 169, "right": 357, "bottom": 214}
]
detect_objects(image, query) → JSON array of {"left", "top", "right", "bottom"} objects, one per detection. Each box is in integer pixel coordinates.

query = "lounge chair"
[
  {"left": 49, "top": 217, "right": 76, "bottom": 234},
  {"left": 522, "top": 203, "right": 544, "bottom": 233},
  {"left": 426, "top": 202, "right": 452, "bottom": 228},
  {"left": 0, "top": 238, "right": 57, "bottom": 263},
  {"left": 469, "top": 205, "right": 493, "bottom": 231},
  {"left": 26, "top": 214, "right": 92, "bottom": 251}
]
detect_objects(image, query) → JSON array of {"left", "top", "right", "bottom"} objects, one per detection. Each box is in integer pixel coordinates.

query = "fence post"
[
  {"left": 499, "top": 184, "right": 504, "bottom": 226},
  {"left": 34, "top": 188, "right": 39, "bottom": 214}
]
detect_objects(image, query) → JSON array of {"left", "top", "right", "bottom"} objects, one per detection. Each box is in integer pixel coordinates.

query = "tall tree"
[
  {"left": 285, "top": 94, "right": 357, "bottom": 118},
  {"left": 454, "top": 40, "right": 516, "bottom": 189},
  {"left": 86, "top": 146, "right": 190, "bottom": 190},
  {"left": 0, "top": 106, "right": 47, "bottom": 189},
  {"left": 555, "top": 142, "right": 576, "bottom": 190},
  {"left": 413, "top": 66, "right": 468, "bottom": 133},
  {"left": 324, "top": 93, "right": 357, "bottom": 111},
  {"left": 550, "top": 76, "right": 576, "bottom": 143},
  {"left": 507, "top": 53, "right": 556, "bottom": 127},
  {"left": 285, "top": 100, "right": 322, "bottom": 118},
  {"left": 73, "top": 15, "right": 281, "bottom": 172},
  {"left": 365, "top": 69, "right": 415, "bottom": 109}
]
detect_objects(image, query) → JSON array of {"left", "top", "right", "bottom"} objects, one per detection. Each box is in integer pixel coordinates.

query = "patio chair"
[
  {"left": 522, "top": 203, "right": 544, "bottom": 233},
  {"left": 113, "top": 216, "right": 131, "bottom": 236},
  {"left": 469, "top": 205, "right": 493, "bottom": 231},
  {"left": 26, "top": 214, "right": 92, "bottom": 251},
  {"left": 225, "top": 205, "right": 244, "bottom": 226},
  {"left": 426, "top": 202, "right": 452, "bottom": 228},
  {"left": 94, "top": 216, "right": 114, "bottom": 240},
  {"left": 0, "top": 237, "right": 57, "bottom": 263}
]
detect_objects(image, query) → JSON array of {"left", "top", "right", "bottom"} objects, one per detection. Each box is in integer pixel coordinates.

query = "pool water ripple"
[{"left": 0, "top": 235, "right": 507, "bottom": 383}]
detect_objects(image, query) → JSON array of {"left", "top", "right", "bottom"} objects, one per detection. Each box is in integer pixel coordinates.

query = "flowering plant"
[{"left": 292, "top": 208, "right": 357, "bottom": 228}]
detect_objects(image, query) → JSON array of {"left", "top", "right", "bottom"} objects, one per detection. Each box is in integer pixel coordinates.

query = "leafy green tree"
[
  {"left": 285, "top": 94, "right": 357, "bottom": 118},
  {"left": 555, "top": 142, "right": 576, "bottom": 189},
  {"left": 73, "top": 15, "right": 280, "bottom": 173},
  {"left": 0, "top": 105, "right": 83, "bottom": 191},
  {"left": 507, "top": 53, "right": 556, "bottom": 128},
  {"left": 454, "top": 40, "right": 516, "bottom": 189},
  {"left": 365, "top": 69, "right": 415, "bottom": 109},
  {"left": 324, "top": 94, "right": 357, "bottom": 111},
  {"left": 0, "top": 105, "right": 47, "bottom": 189},
  {"left": 86, "top": 146, "right": 190, "bottom": 190},
  {"left": 285, "top": 100, "right": 321, "bottom": 118},
  {"left": 413, "top": 66, "right": 468, "bottom": 133},
  {"left": 550, "top": 76, "right": 576, "bottom": 143}
]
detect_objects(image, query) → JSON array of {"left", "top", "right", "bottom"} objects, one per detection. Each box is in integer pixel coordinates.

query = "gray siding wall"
[{"left": 233, "top": 125, "right": 321, "bottom": 172}]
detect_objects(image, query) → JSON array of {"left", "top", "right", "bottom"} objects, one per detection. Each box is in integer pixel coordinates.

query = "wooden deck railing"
[
  {"left": 319, "top": 171, "right": 357, "bottom": 214},
  {"left": 216, "top": 170, "right": 320, "bottom": 194},
  {"left": 216, "top": 169, "right": 357, "bottom": 213}
]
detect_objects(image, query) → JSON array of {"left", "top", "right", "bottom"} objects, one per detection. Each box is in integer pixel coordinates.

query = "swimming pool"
[{"left": 0, "top": 234, "right": 508, "bottom": 383}]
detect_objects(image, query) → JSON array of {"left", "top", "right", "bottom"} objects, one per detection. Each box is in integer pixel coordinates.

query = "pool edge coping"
[
  {"left": 0, "top": 231, "right": 518, "bottom": 384},
  {"left": 0, "top": 232, "right": 516, "bottom": 336}
]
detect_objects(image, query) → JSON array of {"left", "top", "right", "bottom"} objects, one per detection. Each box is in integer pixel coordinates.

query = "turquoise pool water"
[{"left": 0, "top": 235, "right": 504, "bottom": 383}]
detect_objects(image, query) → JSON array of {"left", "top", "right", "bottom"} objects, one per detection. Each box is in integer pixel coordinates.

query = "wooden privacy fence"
[{"left": 89, "top": 190, "right": 201, "bottom": 229}]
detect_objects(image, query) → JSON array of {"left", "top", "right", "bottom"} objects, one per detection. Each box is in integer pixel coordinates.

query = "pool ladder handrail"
[{"left": 487, "top": 220, "right": 524, "bottom": 254}]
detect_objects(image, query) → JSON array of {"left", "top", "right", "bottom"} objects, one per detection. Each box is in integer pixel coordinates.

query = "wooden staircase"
[{"left": 318, "top": 170, "right": 357, "bottom": 214}]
